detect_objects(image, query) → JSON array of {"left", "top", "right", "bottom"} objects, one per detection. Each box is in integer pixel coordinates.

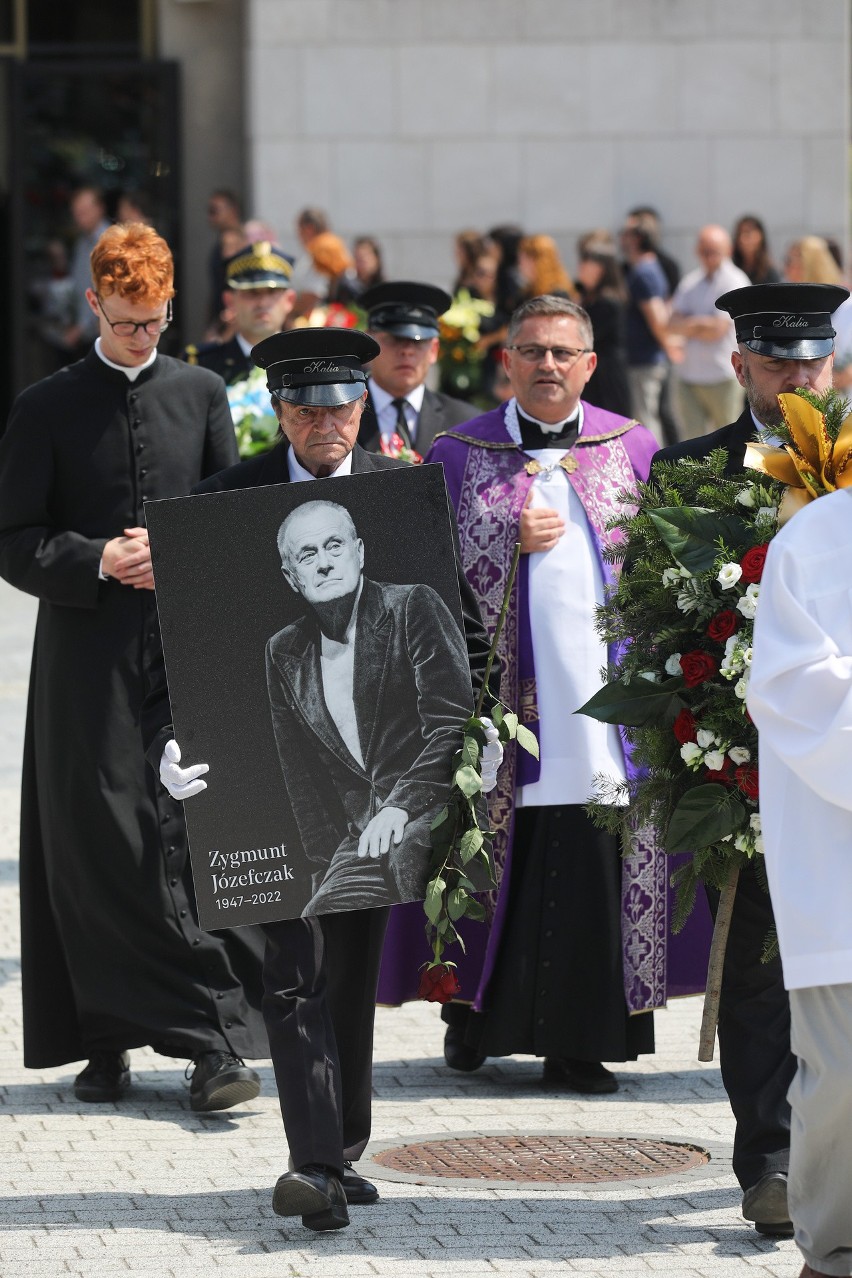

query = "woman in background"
[
  {"left": 517, "top": 234, "right": 576, "bottom": 300},
  {"left": 732, "top": 215, "right": 781, "bottom": 286},
  {"left": 575, "top": 246, "right": 632, "bottom": 418}
]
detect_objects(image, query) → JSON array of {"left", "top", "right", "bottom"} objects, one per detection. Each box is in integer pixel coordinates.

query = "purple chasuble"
[{"left": 376, "top": 399, "right": 712, "bottom": 1013}]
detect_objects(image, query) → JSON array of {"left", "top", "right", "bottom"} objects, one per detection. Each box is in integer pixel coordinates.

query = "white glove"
[
  {"left": 159, "top": 739, "right": 209, "bottom": 800},
  {"left": 479, "top": 716, "right": 504, "bottom": 795}
]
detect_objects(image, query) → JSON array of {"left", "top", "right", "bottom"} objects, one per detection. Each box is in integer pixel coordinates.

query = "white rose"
[
  {"left": 664, "top": 653, "right": 683, "bottom": 676},
  {"left": 749, "top": 812, "right": 762, "bottom": 833},
  {"left": 734, "top": 677, "right": 749, "bottom": 700},
  {"left": 718, "top": 562, "right": 743, "bottom": 589},
  {"left": 725, "top": 634, "right": 739, "bottom": 653},
  {"left": 680, "top": 741, "right": 703, "bottom": 766},
  {"left": 705, "top": 750, "right": 726, "bottom": 772},
  {"left": 729, "top": 747, "right": 751, "bottom": 765},
  {"left": 696, "top": 729, "right": 717, "bottom": 749},
  {"left": 742, "top": 646, "right": 753, "bottom": 666},
  {"left": 737, "top": 593, "right": 758, "bottom": 620},
  {"left": 736, "top": 487, "right": 756, "bottom": 508}
]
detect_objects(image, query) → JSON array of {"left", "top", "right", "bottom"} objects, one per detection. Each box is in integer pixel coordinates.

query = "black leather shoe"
[
  {"left": 342, "top": 1161, "right": 379, "bottom": 1205},
  {"left": 74, "top": 1051, "right": 131, "bottom": 1102},
  {"left": 542, "top": 1057, "right": 619, "bottom": 1094},
  {"left": 188, "top": 1051, "right": 260, "bottom": 1112},
  {"left": 741, "top": 1172, "right": 794, "bottom": 1237},
  {"left": 443, "top": 1025, "right": 486, "bottom": 1072},
  {"left": 273, "top": 1165, "right": 350, "bottom": 1231}
]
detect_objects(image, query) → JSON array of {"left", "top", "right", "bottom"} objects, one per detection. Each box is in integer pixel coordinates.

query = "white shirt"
[
  {"left": 368, "top": 379, "right": 426, "bottom": 444},
  {"left": 516, "top": 403, "right": 627, "bottom": 807},
  {"left": 747, "top": 488, "right": 852, "bottom": 990},
  {"left": 671, "top": 259, "right": 751, "bottom": 384},
  {"left": 286, "top": 446, "right": 354, "bottom": 483},
  {"left": 319, "top": 582, "right": 365, "bottom": 768}
]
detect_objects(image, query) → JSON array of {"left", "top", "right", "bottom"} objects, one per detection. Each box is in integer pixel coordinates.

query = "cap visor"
[
  {"left": 375, "top": 323, "right": 438, "bottom": 341},
  {"left": 229, "top": 279, "right": 291, "bottom": 290},
  {"left": 746, "top": 337, "right": 835, "bottom": 360},
  {"left": 275, "top": 382, "right": 365, "bottom": 407}
]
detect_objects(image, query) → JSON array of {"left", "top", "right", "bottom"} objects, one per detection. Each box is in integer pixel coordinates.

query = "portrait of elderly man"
[{"left": 266, "top": 497, "right": 474, "bottom": 915}]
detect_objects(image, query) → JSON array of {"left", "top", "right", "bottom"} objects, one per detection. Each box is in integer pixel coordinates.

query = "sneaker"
[
  {"left": 74, "top": 1051, "right": 131, "bottom": 1102},
  {"left": 187, "top": 1050, "right": 260, "bottom": 1112}
]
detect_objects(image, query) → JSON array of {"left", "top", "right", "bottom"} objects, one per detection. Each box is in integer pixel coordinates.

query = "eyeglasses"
[
  {"left": 506, "top": 344, "right": 591, "bottom": 363},
  {"left": 96, "top": 293, "right": 173, "bottom": 337}
]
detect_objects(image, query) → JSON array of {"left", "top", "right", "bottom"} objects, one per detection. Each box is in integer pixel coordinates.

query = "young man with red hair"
[{"left": 0, "top": 223, "right": 267, "bottom": 1110}]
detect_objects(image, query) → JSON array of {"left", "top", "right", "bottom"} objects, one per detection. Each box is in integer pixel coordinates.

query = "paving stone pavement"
[{"left": 0, "top": 579, "right": 802, "bottom": 1278}]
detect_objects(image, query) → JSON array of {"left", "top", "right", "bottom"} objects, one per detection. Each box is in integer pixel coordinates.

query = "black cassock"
[{"left": 0, "top": 348, "right": 268, "bottom": 1069}]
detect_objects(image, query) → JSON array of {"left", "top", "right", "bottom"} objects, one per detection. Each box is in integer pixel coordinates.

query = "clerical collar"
[
  {"left": 287, "top": 446, "right": 354, "bottom": 483},
  {"left": 517, "top": 405, "right": 582, "bottom": 451},
  {"left": 95, "top": 338, "right": 157, "bottom": 381}
]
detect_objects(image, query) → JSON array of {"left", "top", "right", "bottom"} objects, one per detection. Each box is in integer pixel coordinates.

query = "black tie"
[{"left": 391, "top": 397, "right": 413, "bottom": 448}]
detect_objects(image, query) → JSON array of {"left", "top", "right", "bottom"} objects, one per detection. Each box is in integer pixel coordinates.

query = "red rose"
[
  {"left": 417, "top": 963, "right": 461, "bottom": 1004},
  {"left": 706, "top": 757, "right": 734, "bottom": 785},
  {"left": 673, "top": 709, "right": 697, "bottom": 745},
  {"left": 679, "top": 650, "right": 718, "bottom": 688},
  {"left": 706, "top": 610, "right": 739, "bottom": 643},
  {"left": 735, "top": 764, "right": 760, "bottom": 800},
  {"left": 740, "top": 544, "right": 769, "bottom": 585}
]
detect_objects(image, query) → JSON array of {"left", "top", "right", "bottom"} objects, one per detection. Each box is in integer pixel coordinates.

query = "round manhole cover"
[{"left": 372, "top": 1135, "right": 710, "bottom": 1184}]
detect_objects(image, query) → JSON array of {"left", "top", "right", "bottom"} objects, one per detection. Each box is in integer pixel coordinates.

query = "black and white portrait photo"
[{"left": 145, "top": 464, "right": 473, "bottom": 929}]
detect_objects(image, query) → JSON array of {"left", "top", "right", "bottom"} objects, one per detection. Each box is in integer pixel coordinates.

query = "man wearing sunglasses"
[{"left": 0, "top": 223, "right": 267, "bottom": 1113}]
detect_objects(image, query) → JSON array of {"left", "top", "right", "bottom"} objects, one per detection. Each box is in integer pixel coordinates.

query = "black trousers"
[
  {"left": 706, "top": 864, "right": 794, "bottom": 1190},
  {"left": 261, "top": 906, "right": 389, "bottom": 1176}
]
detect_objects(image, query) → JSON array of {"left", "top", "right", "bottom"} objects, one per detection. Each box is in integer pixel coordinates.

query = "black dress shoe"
[
  {"left": 741, "top": 1172, "right": 793, "bottom": 1237},
  {"left": 74, "top": 1051, "right": 131, "bottom": 1102},
  {"left": 342, "top": 1161, "right": 379, "bottom": 1205},
  {"left": 188, "top": 1050, "right": 260, "bottom": 1112},
  {"left": 443, "top": 1025, "right": 486, "bottom": 1072},
  {"left": 273, "top": 1165, "right": 350, "bottom": 1231},
  {"left": 542, "top": 1057, "right": 619, "bottom": 1094}
]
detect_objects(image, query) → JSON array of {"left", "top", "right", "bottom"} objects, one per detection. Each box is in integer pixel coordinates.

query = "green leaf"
[
  {"left": 664, "top": 784, "right": 747, "bottom": 853},
  {"left": 430, "top": 806, "right": 449, "bottom": 831},
  {"left": 501, "top": 711, "right": 519, "bottom": 738},
  {"left": 424, "top": 876, "right": 446, "bottom": 924},
  {"left": 648, "top": 507, "right": 751, "bottom": 574},
  {"left": 459, "top": 826, "right": 484, "bottom": 863},
  {"left": 465, "top": 898, "right": 486, "bottom": 922},
  {"left": 462, "top": 734, "right": 480, "bottom": 767},
  {"left": 577, "top": 675, "right": 685, "bottom": 727},
  {"left": 491, "top": 704, "right": 504, "bottom": 727},
  {"left": 515, "top": 723, "right": 539, "bottom": 759},
  {"left": 447, "top": 887, "right": 469, "bottom": 920},
  {"left": 454, "top": 764, "right": 482, "bottom": 797}
]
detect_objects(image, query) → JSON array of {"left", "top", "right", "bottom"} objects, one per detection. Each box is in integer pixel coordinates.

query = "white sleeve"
[{"left": 747, "top": 538, "right": 852, "bottom": 811}]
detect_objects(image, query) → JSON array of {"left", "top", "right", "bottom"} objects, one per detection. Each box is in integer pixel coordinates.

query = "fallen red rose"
[
  {"left": 740, "top": 543, "right": 768, "bottom": 584},
  {"left": 418, "top": 963, "right": 461, "bottom": 1003},
  {"left": 706, "top": 609, "right": 739, "bottom": 643},
  {"left": 735, "top": 764, "right": 760, "bottom": 800},
  {"left": 673, "top": 708, "right": 697, "bottom": 744},
  {"left": 679, "top": 650, "right": 718, "bottom": 688}
]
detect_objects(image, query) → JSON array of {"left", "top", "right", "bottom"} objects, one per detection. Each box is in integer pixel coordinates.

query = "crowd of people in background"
[{"left": 26, "top": 184, "right": 852, "bottom": 450}]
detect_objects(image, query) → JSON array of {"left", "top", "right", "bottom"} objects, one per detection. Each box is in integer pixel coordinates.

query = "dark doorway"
[{"left": 3, "top": 58, "right": 180, "bottom": 417}]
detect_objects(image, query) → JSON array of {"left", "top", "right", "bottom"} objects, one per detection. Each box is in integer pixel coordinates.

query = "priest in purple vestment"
[{"left": 377, "top": 293, "right": 712, "bottom": 1092}]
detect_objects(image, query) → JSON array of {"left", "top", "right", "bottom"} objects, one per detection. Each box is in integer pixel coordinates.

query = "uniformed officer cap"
[
  {"left": 252, "top": 327, "right": 381, "bottom": 407},
  {"left": 225, "top": 241, "right": 295, "bottom": 290},
  {"left": 360, "top": 280, "right": 452, "bottom": 341},
  {"left": 716, "top": 281, "right": 849, "bottom": 360}
]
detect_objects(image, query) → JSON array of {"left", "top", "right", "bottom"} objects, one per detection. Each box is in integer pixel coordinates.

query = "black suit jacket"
[
  {"left": 358, "top": 385, "right": 480, "bottom": 455},
  {"left": 141, "top": 442, "right": 497, "bottom": 770},
  {"left": 183, "top": 336, "right": 252, "bottom": 386},
  {"left": 651, "top": 406, "right": 756, "bottom": 476},
  {"left": 266, "top": 577, "right": 473, "bottom": 894}
]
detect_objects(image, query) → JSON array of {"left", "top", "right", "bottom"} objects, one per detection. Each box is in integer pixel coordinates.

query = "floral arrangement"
[
  {"left": 226, "top": 365, "right": 281, "bottom": 458},
  {"left": 417, "top": 544, "right": 538, "bottom": 1001},
  {"left": 438, "top": 289, "right": 496, "bottom": 401},
  {"left": 379, "top": 433, "right": 423, "bottom": 465}
]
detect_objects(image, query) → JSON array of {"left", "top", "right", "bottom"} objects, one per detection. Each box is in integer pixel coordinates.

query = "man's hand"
[
  {"left": 479, "top": 716, "right": 504, "bottom": 794},
  {"left": 103, "top": 527, "right": 155, "bottom": 590},
  {"left": 159, "top": 739, "right": 209, "bottom": 800},
  {"left": 520, "top": 492, "right": 565, "bottom": 553},
  {"left": 357, "top": 806, "right": 408, "bottom": 859}
]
